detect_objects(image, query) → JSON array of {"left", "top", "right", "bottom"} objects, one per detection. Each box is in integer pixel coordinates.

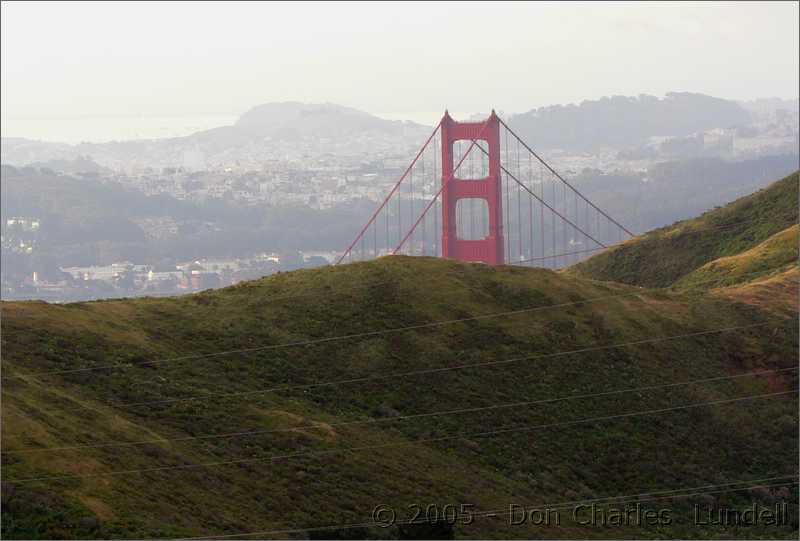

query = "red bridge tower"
[{"left": 440, "top": 111, "right": 504, "bottom": 265}]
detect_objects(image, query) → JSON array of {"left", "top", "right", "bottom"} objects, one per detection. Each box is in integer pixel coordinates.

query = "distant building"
[{"left": 180, "top": 270, "right": 221, "bottom": 291}]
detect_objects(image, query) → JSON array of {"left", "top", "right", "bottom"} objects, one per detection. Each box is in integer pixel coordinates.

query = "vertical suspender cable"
[
  {"left": 499, "top": 118, "right": 633, "bottom": 238},
  {"left": 337, "top": 123, "right": 440, "bottom": 264},
  {"left": 539, "top": 163, "right": 544, "bottom": 265},
  {"left": 503, "top": 127, "right": 510, "bottom": 263},
  {"left": 408, "top": 161, "right": 414, "bottom": 255},
  {"left": 551, "top": 168, "right": 556, "bottom": 269},
  {"left": 563, "top": 187, "right": 569, "bottom": 266},
  {"left": 393, "top": 119, "right": 492, "bottom": 255},
  {"left": 434, "top": 133, "right": 439, "bottom": 257},
  {"left": 397, "top": 174, "right": 402, "bottom": 253},
  {"left": 421, "top": 145, "right": 426, "bottom": 255},
  {"left": 585, "top": 197, "right": 590, "bottom": 260},
  {"left": 385, "top": 201, "right": 389, "bottom": 257},
  {"left": 516, "top": 135, "right": 524, "bottom": 259},
  {"left": 528, "top": 151, "right": 533, "bottom": 263}
]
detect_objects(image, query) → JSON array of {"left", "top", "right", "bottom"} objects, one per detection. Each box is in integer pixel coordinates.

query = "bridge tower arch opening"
[{"left": 440, "top": 111, "right": 504, "bottom": 265}]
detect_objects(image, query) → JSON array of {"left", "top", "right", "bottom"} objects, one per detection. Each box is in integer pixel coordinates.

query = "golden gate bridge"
[{"left": 337, "top": 110, "right": 634, "bottom": 267}]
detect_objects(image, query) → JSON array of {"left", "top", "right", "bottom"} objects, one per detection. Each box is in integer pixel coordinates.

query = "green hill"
[
  {"left": 673, "top": 225, "right": 799, "bottom": 291},
  {"left": 569, "top": 171, "right": 799, "bottom": 288},
  {"left": 713, "top": 266, "right": 800, "bottom": 316},
  {"left": 1, "top": 255, "right": 798, "bottom": 539}
]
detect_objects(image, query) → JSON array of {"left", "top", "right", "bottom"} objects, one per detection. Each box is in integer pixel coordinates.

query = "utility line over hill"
[
  {"left": 9, "top": 390, "right": 795, "bottom": 483},
  {"left": 2, "top": 269, "right": 782, "bottom": 381},
  {"left": 181, "top": 475, "right": 799, "bottom": 540},
  {"left": 5, "top": 367, "right": 795, "bottom": 455}
]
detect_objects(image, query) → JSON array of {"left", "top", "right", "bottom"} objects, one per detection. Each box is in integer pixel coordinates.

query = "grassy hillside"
[
  {"left": 569, "top": 171, "right": 799, "bottom": 288},
  {"left": 674, "top": 225, "right": 799, "bottom": 290},
  {"left": 713, "top": 267, "right": 800, "bottom": 316},
  {"left": 1, "top": 256, "right": 798, "bottom": 539}
]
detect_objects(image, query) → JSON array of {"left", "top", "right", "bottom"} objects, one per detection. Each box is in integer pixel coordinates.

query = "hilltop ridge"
[
  {"left": 235, "top": 102, "right": 425, "bottom": 138},
  {"left": 507, "top": 92, "right": 752, "bottom": 151}
]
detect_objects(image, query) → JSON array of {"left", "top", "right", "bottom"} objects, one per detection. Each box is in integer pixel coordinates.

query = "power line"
[
  {"left": 3, "top": 112, "right": 795, "bottom": 538},
  {"left": 5, "top": 367, "right": 794, "bottom": 455},
  {"left": 229, "top": 277, "right": 399, "bottom": 303},
  {"left": 472, "top": 479, "right": 799, "bottom": 523},
  {"left": 6, "top": 267, "right": 787, "bottom": 382},
  {"left": 179, "top": 475, "right": 799, "bottom": 539},
  {"left": 2, "top": 290, "right": 649, "bottom": 380},
  {"left": 8, "top": 389, "right": 794, "bottom": 483},
  {"left": 13, "top": 321, "right": 778, "bottom": 414}
]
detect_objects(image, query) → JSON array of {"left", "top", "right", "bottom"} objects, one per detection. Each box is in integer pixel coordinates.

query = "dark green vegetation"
[
  {"left": 2, "top": 174, "right": 799, "bottom": 539},
  {"left": 570, "top": 171, "right": 799, "bottom": 288}
]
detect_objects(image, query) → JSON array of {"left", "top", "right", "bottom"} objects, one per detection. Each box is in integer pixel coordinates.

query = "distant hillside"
[
  {"left": 569, "top": 171, "right": 799, "bottom": 288},
  {"left": 235, "top": 102, "right": 420, "bottom": 138},
  {"left": 0, "top": 103, "right": 431, "bottom": 169},
  {"left": 0, "top": 138, "right": 76, "bottom": 167},
  {"left": 188, "top": 102, "right": 429, "bottom": 150},
  {"left": 674, "top": 225, "right": 798, "bottom": 290},
  {"left": 1, "top": 93, "right": 760, "bottom": 169},
  {"left": 25, "top": 156, "right": 112, "bottom": 176},
  {"left": 713, "top": 266, "right": 800, "bottom": 315},
  {"left": 2, "top": 254, "right": 798, "bottom": 539},
  {"left": 508, "top": 92, "right": 751, "bottom": 151}
]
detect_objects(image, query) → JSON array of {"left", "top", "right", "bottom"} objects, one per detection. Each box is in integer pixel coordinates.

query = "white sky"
[{"left": 2, "top": 1, "right": 798, "bottom": 130}]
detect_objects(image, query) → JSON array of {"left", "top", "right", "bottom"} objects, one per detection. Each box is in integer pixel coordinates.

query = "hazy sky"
[{"left": 2, "top": 1, "right": 798, "bottom": 138}]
